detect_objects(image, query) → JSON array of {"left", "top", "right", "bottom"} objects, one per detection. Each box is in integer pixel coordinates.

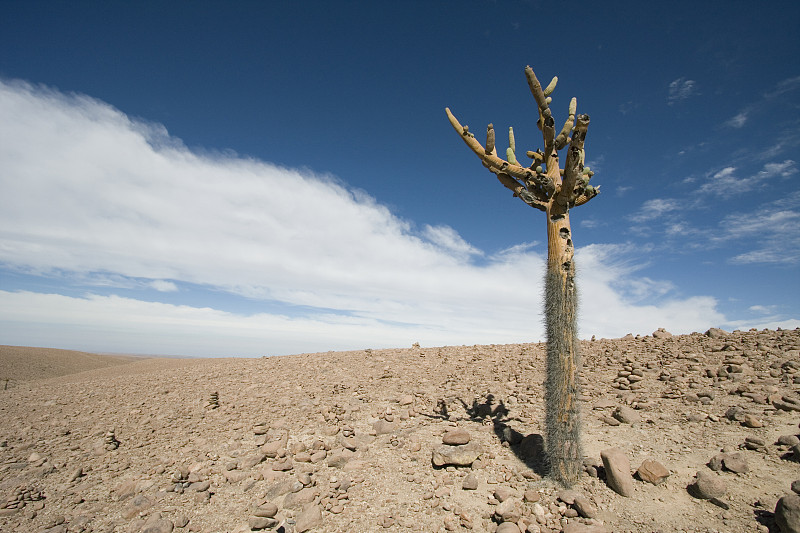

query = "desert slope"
[
  {"left": 0, "top": 345, "right": 144, "bottom": 383},
  {"left": 0, "top": 328, "right": 799, "bottom": 533}
]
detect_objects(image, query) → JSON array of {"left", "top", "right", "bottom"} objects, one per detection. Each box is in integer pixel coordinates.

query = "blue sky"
[{"left": 1, "top": 1, "right": 798, "bottom": 356}]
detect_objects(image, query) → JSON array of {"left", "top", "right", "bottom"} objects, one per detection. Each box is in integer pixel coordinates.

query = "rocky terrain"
[{"left": 1, "top": 327, "right": 799, "bottom": 533}]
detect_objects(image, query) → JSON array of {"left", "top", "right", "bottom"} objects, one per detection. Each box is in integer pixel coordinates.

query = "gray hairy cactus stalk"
[{"left": 445, "top": 65, "right": 599, "bottom": 486}]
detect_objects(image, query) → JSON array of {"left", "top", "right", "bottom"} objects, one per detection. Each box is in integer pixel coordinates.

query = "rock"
[
  {"left": 722, "top": 453, "right": 749, "bottom": 474},
  {"left": 636, "top": 459, "right": 670, "bottom": 485},
  {"left": 690, "top": 471, "right": 727, "bottom": 499},
  {"left": 705, "top": 328, "right": 727, "bottom": 338},
  {"left": 326, "top": 449, "right": 354, "bottom": 469},
  {"left": 613, "top": 406, "right": 640, "bottom": 424},
  {"left": 494, "top": 498, "right": 521, "bottom": 522},
  {"left": 272, "top": 458, "right": 293, "bottom": 471},
  {"left": 431, "top": 442, "right": 483, "bottom": 467},
  {"left": 523, "top": 489, "right": 540, "bottom": 502},
  {"left": 495, "top": 522, "right": 520, "bottom": 533},
  {"left": 518, "top": 433, "right": 545, "bottom": 458},
  {"left": 142, "top": 519, "right": 174, "bottom": 533},
  {"left": 793, "top": 480, "right": 800, "bottom": 494},
  {"left": 494, "top": 486, "right": 516, "bottom": 502},
  {"left": 121, "top": 494, "right": 153, "bottom": 519},
  {"left": 442, "top": 428, "right": 471, "bottom": 445},
  {"left": 372, "top": 420, "right": 397, "bottom": 435},
  {"left": 461, "top": 472, "right": 478, "bottom": 490},
  {"left": 283, "top": 487, "right": 316, "bottom": 509},
  {"left": 742, "top": 414, "right": 764, "bottom": 428},
  {"left": 573, "top": 494, "right": 598, "bottom": 518},
  {"left": 744, "top": 436, "right": 766, "bottom": 450},
  {"left": 779, "top": 435, "right": 800, "bottom": 447},
  {"left": 248, "top": 516, "right": 276, "bottom": 530},
  {"left": 601, "top": 448, "right": 634, "bottom": 497},
  {"left": 295, "top": 504, "right": 323, "bottom": 532},
  {"left": 254, "top": 502, "right": 278, "bottom": 518},
  {"left": 653, "top": 328, "right": 673, "bottom": 338},
  {"left": 775, "top": 493, "right": 800, "bottom": 533}
]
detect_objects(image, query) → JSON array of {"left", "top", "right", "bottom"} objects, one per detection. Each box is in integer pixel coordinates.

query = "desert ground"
[{"left": 1, "top": 328, "right": 799, "bottom": 533}]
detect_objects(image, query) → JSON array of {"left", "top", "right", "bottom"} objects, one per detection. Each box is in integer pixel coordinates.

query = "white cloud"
[
  {"left": 422, "top": 224, "right": 483, "bottom": 259},
  {"left": 717, "top": 209, "right": 800, "bottom": 265},
  {"left": 576, "top": 244, "right": 725, "bottom": 338},
  {"left": 725, "top": 111, "right": 748, "bottom": 128},
  {"left": 668, "top": 77, "right": 697, "bottom": 104},
  {"left": 0, "top": 80, "right": 733, "bottom": 354},
  {"left": 149, "top": 280, "right": 179, "bottom": 292},
  {"left": 629, "top": 198, "right": 681, "bottom": 223},
  {"left": 698, "top": 160, "right": 797, "bottom": 197}
]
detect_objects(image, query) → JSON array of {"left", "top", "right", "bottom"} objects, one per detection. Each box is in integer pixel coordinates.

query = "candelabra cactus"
[{"left": 445, "top": 66, "right": 600, "bottom": 486}]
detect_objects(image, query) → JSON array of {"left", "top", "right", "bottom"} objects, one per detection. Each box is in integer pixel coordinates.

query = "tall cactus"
[{"left": 445, "top": 66, "right": 599, "bottom": 486}]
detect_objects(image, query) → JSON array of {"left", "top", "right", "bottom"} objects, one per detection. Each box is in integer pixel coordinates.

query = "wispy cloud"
[
  {"left": 697, "top": 160, "right": 797, "bottom": 198},
  {"left": 764, "top": 75, "right": 800, "bottom": 99},
  {"left": 629, "top": 198, "right": 681, "bottom": 223},
  {"left": 667, "top": 77, "right": 697, "bottom": 104},
  {"left": 725, "top": 111, "right": 748, "bottom": 128},
  {"left": 0, "top": 80, "right": 730, "bottom": 354},
  {"left": 422, "top": 224, "right": 483, "bottom": 259},
  {"left": 717, "top": 209, "right": 800, "bottom": 265}
]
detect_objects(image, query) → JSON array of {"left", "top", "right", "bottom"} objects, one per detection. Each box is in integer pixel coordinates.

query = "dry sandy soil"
[{"left": 1, "top": 328, "right": 799, "bottom": 533}]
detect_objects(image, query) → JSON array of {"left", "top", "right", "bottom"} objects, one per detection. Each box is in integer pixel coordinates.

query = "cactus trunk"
[{"left": 544, "top": 205, "right": 582, "bottom": 486}]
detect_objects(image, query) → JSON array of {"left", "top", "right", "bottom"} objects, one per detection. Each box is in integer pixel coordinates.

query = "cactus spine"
[{"left": 445, "top": 65, "right": 599, "bottom": 486}]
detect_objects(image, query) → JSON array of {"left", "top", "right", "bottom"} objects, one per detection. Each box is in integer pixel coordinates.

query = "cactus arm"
[
  {"left": 486, "top": 124, "right": 496, "bottom": 155},
  {"left": 497, "top": 173, "right": 547, "bottom": 212},
  {"left": 554, "top": 98, "right": 577, "bottom": 151},
  {"left": 525, "top": 66, "right": 550, "bottom": 115}
]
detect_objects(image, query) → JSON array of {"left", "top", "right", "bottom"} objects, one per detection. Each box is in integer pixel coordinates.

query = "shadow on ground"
[{"left": 428, "top": 393, "right": 550, "bottom": 478}]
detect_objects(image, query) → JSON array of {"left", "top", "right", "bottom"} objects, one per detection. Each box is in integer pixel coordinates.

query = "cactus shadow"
[{"left": 463, "top": 394, "right": 550, "bottom": 478}]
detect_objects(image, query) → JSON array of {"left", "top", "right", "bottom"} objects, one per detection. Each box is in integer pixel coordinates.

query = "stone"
[
  {"left": 742, "top": 414, "right": 763, "bottom": 428},
  {"left": 326, "top": 449, "right": 354, "bottom": 469},
  {"left": 122, "top": 494, "right": 153, "bottom": 519},
  {"left": 779, "top": 435, "right": 800, "bottom": 447},
  {"left": 372, "top": 420, "right": 397, "bottom": 435},
  {"left": 518, "top": 433, "right": 545, "bottom": 459},
  {"left": 775, "top": 493, "right": 800, "bottom": 533},
  {"left": 431, "top": 442, "right": 483, "bottom": 467},
  {"left": 721, "top": 453, "right": 749, "bottom": 474},
  {"left": 706, "top": 328, "right": 727, "bottom": 338},
  {"left": 601, "top": 448, "right": 634, "bottom": 497},
  {"left": 637, "top": 459, "right": 670, "bottom": 485},
  {"left": 295, "top": 504, "right": 323, "bottom": 532},
  {"left": 495, "top": 523, "right": 520, "bottom": 533},
  {"left": 573, "top": 494, "right": 598, "bottom": 518},
  {"left": 248, "top": 516, "right": 276, "bottom": 530},
  {"left": 523, "top": 489, "right": 540, "bottom": 503},
  {"left": 283, "top": 487, "right": 316, "bottom": 509},
  {"left": 142, "top": 519, "right": 174, "bottom": 533},
  {"left": 461, "top": 472, "right": 478, "bottom": 490},
  {"left": 613, "top": 405, "right": 640, "bottom": 424},
  {"left": 690, "top": 471, "right": 727, "bottom": 499},
  {"left": 442, "top": 428, "right": 471, "bottom": 445},
  {"left": 494, "top": 486, "right": 516, "bottom": 502},
  {"left": 254, "top": 502, "right": 278, "bottom": 518},
  {"left": 793, "top": 480, "right": 800, "bottom": 494},
  {"left": 653, "top": 328, "right": 673, "bottom": 338}
]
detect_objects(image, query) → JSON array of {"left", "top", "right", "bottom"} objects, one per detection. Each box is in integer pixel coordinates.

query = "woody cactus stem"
[{"left": 445, "top": 65, "right": 600, "bottom": 486}]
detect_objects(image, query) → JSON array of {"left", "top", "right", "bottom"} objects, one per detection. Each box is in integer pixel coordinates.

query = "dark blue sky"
[{"left": 1, "top": 1, "right": 798, "bottom": 355}]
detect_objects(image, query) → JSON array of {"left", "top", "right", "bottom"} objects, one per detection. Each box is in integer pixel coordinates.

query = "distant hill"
[{"left": 0, "top": 345, "right": 142, "bottom": 382}]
